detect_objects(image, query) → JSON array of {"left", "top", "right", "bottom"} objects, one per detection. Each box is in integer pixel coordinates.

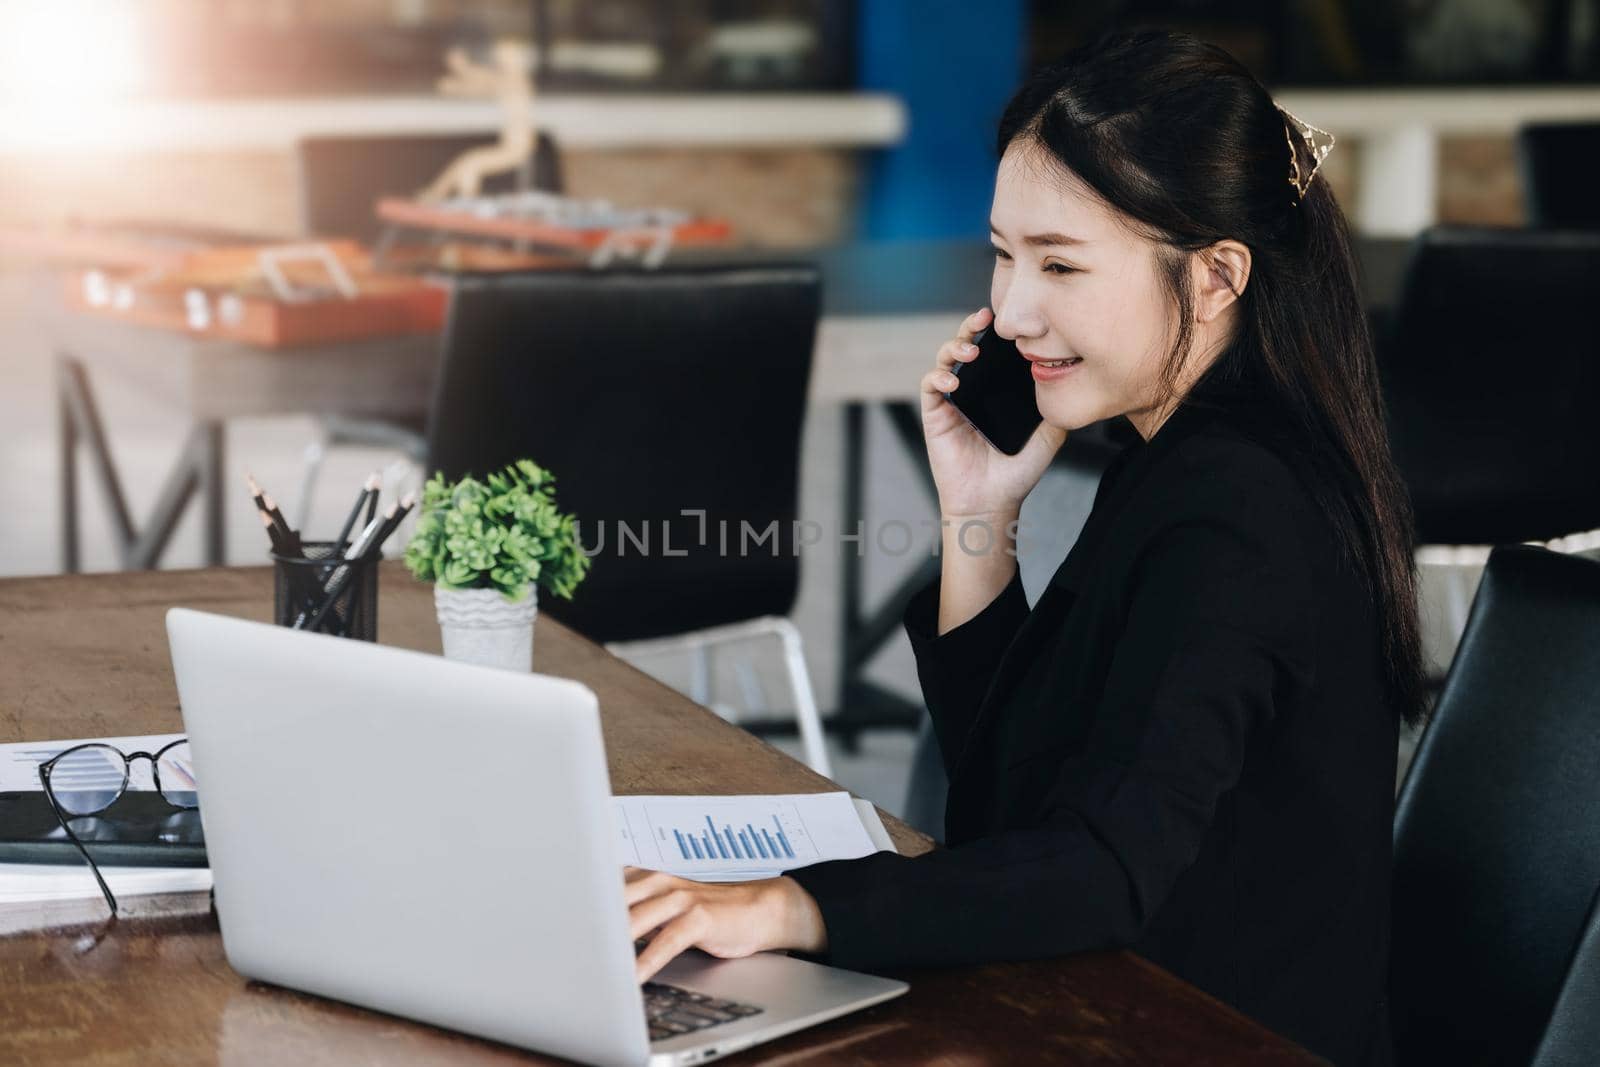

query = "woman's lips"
[{"left": 1026, "top": 355, "right": 1082, "bottom": 382}]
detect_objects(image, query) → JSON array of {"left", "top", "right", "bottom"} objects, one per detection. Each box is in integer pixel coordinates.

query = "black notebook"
[{"left": 0, "top": 791, "right": 207, "bottom": 868}]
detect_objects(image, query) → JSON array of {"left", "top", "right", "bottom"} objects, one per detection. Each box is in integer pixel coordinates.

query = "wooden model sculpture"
[{"left": 419, "top": 38, "right": 537, "bottom": 203}]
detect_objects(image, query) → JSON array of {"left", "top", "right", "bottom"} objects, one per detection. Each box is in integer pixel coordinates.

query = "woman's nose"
[{"left": 993, "top": 299, "right": 1047, "bottom": 341}]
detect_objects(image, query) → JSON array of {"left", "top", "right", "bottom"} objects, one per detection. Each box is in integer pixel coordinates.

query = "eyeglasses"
[{"left": 37, "top": 739, "right": 198, "bottom": 917}]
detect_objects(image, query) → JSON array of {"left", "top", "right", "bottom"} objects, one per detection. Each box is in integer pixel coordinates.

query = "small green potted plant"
[{"left": 404, "top": 459, "right": 589, "bottom": 671}]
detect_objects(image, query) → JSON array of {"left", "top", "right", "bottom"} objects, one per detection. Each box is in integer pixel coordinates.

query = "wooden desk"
[{"left": 0, "top": 566, "right": 1323, "bottom": 1065}]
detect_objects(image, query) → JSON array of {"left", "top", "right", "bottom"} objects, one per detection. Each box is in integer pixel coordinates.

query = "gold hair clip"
[{"left": 1278, "top": 104, "right": 1336, "bottom": 203}]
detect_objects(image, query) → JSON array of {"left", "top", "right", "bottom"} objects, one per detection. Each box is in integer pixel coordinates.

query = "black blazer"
[{"left": 791, "top": 386, "right": 1399, "bottom": 1067}]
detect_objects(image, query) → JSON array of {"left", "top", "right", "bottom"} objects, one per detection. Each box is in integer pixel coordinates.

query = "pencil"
[
  {"left": 345, "top": 501, "right": 397, "bottom": 561},
  {"left": 335, "top": 472, "right": 381, "bottom": 552},
  {"left": 247, "top": 478, "right": 290, "bottom": 556},
  {"left": 257, "top": 509, "right": 285, "bottom": 554},
  {"left": 263, "top": 493, "right": 302, "bottom": 557},
  {"left": 247, "top": 473, "right": 302, "bottom": 557},
  {"left": 245, "top": 474, "right": 270, "bottom": 518},
  {"left": 297, "top": 501, "right": 401, "bottom": 632},
  {"left": 363, "top": 492, "right": 416, "bottom": 559}
]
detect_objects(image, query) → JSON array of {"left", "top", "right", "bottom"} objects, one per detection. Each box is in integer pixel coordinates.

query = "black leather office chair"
[
  {"left": 1378, "top": 226, "right": 1600, "bottom": 642},
  {"left": 290, "top": 132, "right": 565, "bottom": 528},
  {"left": 1383, "top": 226, "right": 1600, "bottom": 546},
  {"left": 427, "top": 266, "right": 832, "bottom": 774},
  {"left": 1529, "top": 890, "right": 1600, "bottom": 1067},
  {"left": 1516, "top": 122, "right": 1600, "bottom": 230},
  {"left": 1390, "top": 545, "right": 1600, "bottom": 1066}
]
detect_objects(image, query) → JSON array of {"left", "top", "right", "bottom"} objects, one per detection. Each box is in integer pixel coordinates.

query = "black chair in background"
[
  {"left": 1378, "top": 226, "right": 1600, "bottom": 639},
  {"left": 1390, "top": 545, "right": 1600, "bottom": 1066},
  {"left": 290, "top": 131, "right": 564, "bottom": 527},
  {"left": 1516, "top": 122, "right": 1600, "bottom": 230},
  {"left": 427, "top": 266, "right": 833, "bottom": 774}
]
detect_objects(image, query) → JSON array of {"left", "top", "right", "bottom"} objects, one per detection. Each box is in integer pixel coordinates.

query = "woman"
[{"left": 625, "top": 29, "right": 1422, "bottom": 1066}]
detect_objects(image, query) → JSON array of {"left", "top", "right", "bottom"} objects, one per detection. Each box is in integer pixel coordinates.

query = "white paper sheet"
[
  {"left": 0, "top": 733, "right": 188, "bottom": 792},
  {"left": 0, "top": 863, "right": 212, "bottom": 906},
  {"left": 613, "top": 792, "right": 892, "bottom": 882}
]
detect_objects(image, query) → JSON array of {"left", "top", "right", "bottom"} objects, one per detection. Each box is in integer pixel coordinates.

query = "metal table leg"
[
  {"left": 56, "top": 352, "right": 227, "bottom": 572},
  {"left": 58, "top": 358, "right": 79, "bottom": 574},
  {"left": 198, "top": 420, "right": 225, "bottom": 566},
  {"left": 829, "top": 400, "right": 941, "bottom": 751}
]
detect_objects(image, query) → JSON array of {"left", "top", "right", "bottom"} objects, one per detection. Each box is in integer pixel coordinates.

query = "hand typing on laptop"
[{"left": 626, "top": 866, "right": 829, "bottom": 983}]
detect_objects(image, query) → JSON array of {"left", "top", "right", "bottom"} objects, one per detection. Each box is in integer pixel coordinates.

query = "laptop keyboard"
[
  {"left": 634, "top": 938, "right": 764, "bottom": 1041},
  {"left": 642, "top": 982, "right": 764, "bottom": 1041}
]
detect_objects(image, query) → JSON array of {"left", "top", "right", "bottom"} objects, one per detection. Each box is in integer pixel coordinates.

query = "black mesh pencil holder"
[{"left": 272, "top": 541, "right": 379, "bottom": 641}]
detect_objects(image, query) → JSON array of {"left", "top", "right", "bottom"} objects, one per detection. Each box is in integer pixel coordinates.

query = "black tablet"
[{"left": 0, "top": 791, "right": 207, "bottom": 868}]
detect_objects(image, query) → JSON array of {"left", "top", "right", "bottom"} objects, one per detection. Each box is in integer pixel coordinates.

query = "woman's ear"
[{"left": 1192, "top": 241, "right": 1251, "bottom": 324}]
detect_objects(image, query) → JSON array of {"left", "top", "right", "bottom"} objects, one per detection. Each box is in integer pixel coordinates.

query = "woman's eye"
[{"left": 991, "top": 247, "right": 1075, "bottom": 274}]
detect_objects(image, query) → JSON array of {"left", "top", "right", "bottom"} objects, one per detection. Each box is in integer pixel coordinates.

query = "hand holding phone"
[
  {"left": 943, "top": 316, "right": 1043, "bottom": 456},
  {"left": 918, "top": 309, "right": 1063, "bottom": 524}
]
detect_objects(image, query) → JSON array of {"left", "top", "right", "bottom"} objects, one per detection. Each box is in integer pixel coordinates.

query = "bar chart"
[
  {"left": 613, "top": 793, "right": 875, "bottom": 881},
  {"left": 671, "top": 815, "right": 796, "bottom": 863},
  {"left": 648, "top": 800, "right": 819, "bottom": 869}
]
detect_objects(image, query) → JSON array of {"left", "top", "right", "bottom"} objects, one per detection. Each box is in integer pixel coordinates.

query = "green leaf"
[
  {"left": 407, "top": 459, "right": 588, "bottom": 599},
  {"left": 440, "top": 558, "right": 477, "bottom": 588},
  {"left": 500, "top": 582, "right": 534, "bottom": 603}
]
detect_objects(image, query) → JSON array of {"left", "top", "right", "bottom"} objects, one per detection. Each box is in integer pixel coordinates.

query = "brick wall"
[{"left": 1437, "top": 135, "right": 1527, "bottom": 225}]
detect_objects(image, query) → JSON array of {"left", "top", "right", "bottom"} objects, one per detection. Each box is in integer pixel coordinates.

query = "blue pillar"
[{"left": 855, "top": 0, "right": 1029, "bottom": 240}]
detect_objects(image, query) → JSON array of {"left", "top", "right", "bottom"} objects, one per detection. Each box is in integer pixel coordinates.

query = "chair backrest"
[
  {"left": 1529, "top": 886, "right": 1600, "bottom": 1067},
  {"left": 1516, "top": 123, "right": 1600, "bottom": 229},
  {"left": 426, "top": 266, "right": 821, "bottom": 644},
  {"left": 1381, "top": 226, "right": 1600, "bottom": 544},
  {"left": 1391, "top": 545, "right": 1600, "bottom": 1065},
  {"left": 296, "top": 132, "right": 563, "bottom": 243}
]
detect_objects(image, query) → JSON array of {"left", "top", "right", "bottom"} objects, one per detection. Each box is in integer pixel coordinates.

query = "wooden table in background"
[{"left": 0, "top": 566, "right": 1324, "bottom": 1065}]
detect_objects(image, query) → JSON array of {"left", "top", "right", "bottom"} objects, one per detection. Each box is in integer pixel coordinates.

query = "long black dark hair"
[{"left": 999, "top": 28, "right": 1425, "bottom": 726}]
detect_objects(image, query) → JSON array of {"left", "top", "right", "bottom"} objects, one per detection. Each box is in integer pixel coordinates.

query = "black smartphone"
[{"left": 944, "top": 317, "right": 1042, "bottom": 455}]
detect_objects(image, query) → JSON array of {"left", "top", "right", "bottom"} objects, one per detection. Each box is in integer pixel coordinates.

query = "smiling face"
[{"left": 989, "top": 141, "right": 1228, "bottom": 439}]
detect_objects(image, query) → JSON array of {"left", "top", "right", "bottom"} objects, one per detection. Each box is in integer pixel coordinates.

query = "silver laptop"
[{"left": 166, "top": 608, "right": 906, "bottom": 1067}]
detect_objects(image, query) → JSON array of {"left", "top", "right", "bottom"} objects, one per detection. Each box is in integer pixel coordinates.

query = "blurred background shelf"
[{"left": 0, "top": 94, "right": 909, "bottom": 155}]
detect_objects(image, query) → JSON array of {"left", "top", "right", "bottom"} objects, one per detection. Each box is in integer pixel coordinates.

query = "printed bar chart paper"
[{"left": 613, "top": 792, "right": 891, "bottom": 882}]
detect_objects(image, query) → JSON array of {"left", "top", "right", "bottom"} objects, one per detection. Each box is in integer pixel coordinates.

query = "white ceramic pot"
[{"left": 434, "top": 585, "right": 538, "bottom": 672}]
